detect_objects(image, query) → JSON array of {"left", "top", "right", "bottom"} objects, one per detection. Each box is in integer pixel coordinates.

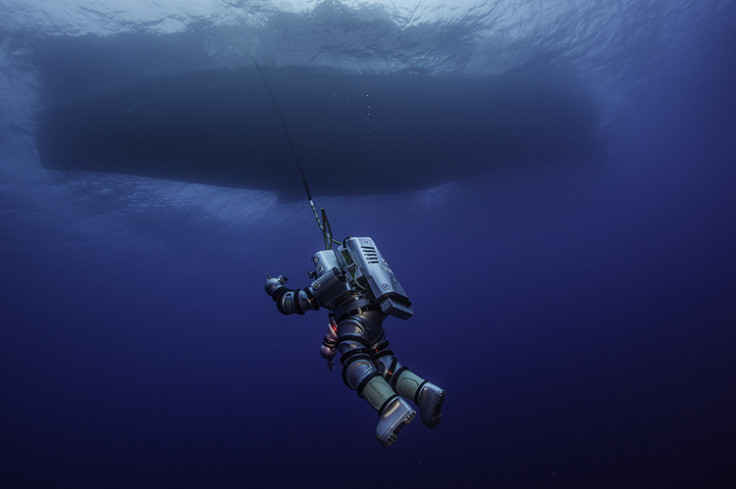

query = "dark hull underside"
[{"left": 37, "top": 67, "right": 600, "bottom": 199}]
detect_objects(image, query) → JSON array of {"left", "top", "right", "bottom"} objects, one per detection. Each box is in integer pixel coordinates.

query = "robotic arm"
[{"left": 265, "top": 274, "right": 319, "bottom": 315}]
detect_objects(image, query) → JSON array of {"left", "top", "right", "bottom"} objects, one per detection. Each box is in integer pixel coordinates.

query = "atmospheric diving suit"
[{"left": 265, "top": 236, "right": 446, "bottom": 447}]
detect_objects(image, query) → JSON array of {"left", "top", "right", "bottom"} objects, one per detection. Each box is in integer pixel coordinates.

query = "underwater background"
[{"left": 1, "top": 1, "right": 735, "bottom": 488}]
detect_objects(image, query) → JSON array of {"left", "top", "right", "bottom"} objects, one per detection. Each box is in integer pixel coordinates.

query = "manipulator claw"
[
  {"left": 265, "top": 274, "right": 288, "bottom": 298},
  {"left": 264, "top": 274, "right": 318, "bottom": 315}
]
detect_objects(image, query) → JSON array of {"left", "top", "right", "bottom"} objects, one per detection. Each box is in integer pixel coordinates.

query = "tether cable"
[{"left": 252, "top": 60, "right": 336, "bottom": 249}]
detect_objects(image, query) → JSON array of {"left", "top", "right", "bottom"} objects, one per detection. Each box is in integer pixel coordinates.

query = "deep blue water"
[{"left": 1, "top": 1, "right": 735, "bottom": 488}]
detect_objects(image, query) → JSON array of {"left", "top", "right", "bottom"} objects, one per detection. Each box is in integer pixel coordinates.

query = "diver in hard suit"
[{"left": 265, "top": 236, "right": 446, "bottom": 447}]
